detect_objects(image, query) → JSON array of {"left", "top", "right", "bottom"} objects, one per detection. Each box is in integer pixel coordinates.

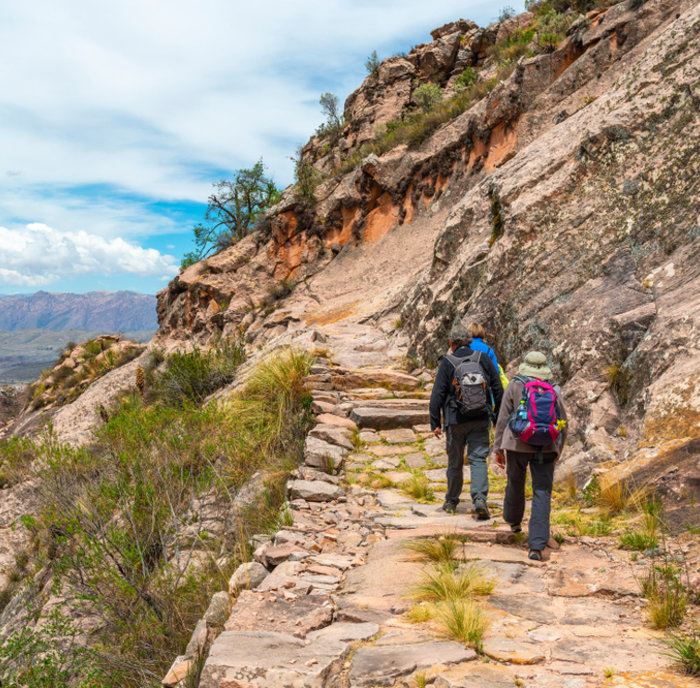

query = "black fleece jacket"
[{"left": 429, "top": 344, "right": 504, "bottom": 430}]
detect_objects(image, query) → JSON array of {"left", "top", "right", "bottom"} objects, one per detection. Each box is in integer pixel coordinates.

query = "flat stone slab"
[
  {"left": 288, "top": 479, "right": 342, "bottom": 502},
  {"left": 527, "top": 625, "right": 563, "bottom": 642},
  {"left": 224, "top": 590, "right": 333, "bottom": 638},
  {"left": 370, "top": 444, "right": 416, "bottom": 456},
  {"left": 310, "top": 553, "right": 357, "bottom": 570},
  {"left": 359, "top": 430, "right": 381, "bottom": 443},
  {"left": 350, "top": 407, "right": 430, "bottom": 430},
  {"left": 307, "top": 621, "right": 379, "bottom": 642},
  {"left": 376, "top": 490, "right": 415, "bottom": 508},
  {"left": 379, "top": 428, "right": 417, "bottom": 444},
  {"left": 404, "top": 452, "right": 427, "bottom": 468},
  {"left": 350, "top": 642, "right": 476, "bottom": 686},
  {"left": 257, "top": 560, "right": 308, "bottom": 592},
  {"left": 199, "top": 631, "right": 349, "bottom": 688},
  {"left": 483, "top": 561, "right": 545, "bottom": 594},
  {"left": 372, "top": 457, "right": 402, "bottom": 470},
  {"left": 315, "top": 413, "right": 357, "bottom": 430},
  {"left": 331, "top": 369, "right": 421, "bottom": 391},
  {"left": 434, "top": 663, "right": 518, "bottom": 687},
  {"left": 482, "top": 637, "right": 546, "bottom": 664}
]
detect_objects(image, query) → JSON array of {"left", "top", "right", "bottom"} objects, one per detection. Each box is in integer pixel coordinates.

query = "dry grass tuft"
[
  {"left": 436, "top": 597, "right": 489, "bottom": 651},
  {"left": 403, "top": 536, "right": 459, "bottom": 565}
]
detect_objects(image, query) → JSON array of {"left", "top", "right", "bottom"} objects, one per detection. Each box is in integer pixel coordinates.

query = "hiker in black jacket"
[{"left": 429, "top": 322, "right": 503, "bottom": 517}]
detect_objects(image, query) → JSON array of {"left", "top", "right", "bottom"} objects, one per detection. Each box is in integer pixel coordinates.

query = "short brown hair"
[{"left": 468, "top": 322, "right": 485, "bottom": 339}]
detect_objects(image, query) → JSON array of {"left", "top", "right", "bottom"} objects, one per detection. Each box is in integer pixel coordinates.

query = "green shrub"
[
  {"left": 153, "top": 338, "right": 245, "bottom": 407},
  {"left": 486, "top": 27, "right": 535, "bottom": 62},
  {"left": 0, "top": 609, "right": 108, "bottom": 688},
  {"left": 413, "top": 83, "right": 442, "bottom": 112},
  {"left": 454, "top": 67, "right": 478, "bottom": 89}
]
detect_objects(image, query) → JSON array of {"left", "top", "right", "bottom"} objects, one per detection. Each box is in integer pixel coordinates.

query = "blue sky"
[{"left": 0, "top": 0, "right": 524, "bottom": 295}]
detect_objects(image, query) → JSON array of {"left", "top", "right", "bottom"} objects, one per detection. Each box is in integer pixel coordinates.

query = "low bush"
[
  {"left": 339, "top": 70, "right": 510, "bottom": 173},
  {"left": 413, "top": 83, "right": 442, "bottom": 112},
  {"left": 151, "top": 338, "right": 245, "bottom": 407},
  {"left": 4, "top": 347, "right": 314, "bottom": 687}
]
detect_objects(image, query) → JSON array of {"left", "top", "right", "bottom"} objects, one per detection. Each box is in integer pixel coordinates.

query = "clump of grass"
[
  {"left": 403, "top": 473, "right": 435, "bottom": 502},
  {"left": 640, "top": 562, "right": 688, "bottom": 629},
  {"left": 551, "top": 510, "right": 612, "bottom": 537},
  {"left": 412, "top": 562, "right": 495, "bottom": 602},
  {"left": 437, "top": 597, "right": 489, "bottom": 651},
  {"left": 596, "top": 473, "right": 648, "bottom": 517},
  {"left": 663, "top": 626, "right": 700, "bottom": 675},
  {"left": 405, "top": 602, "right": 434, "bottom": 623},
  {"left": 619, "top": 529, "right": 658, "bottom": 551},
  {"left": 361, "top": 472, "right": 396, "bottom": 489},
  {"left": 404, "top": 535, "right": 459, "bottom": 565}
]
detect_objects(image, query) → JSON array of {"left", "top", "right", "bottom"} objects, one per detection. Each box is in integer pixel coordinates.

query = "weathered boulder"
[{"left": 228, "top": 561, "right": 269, "bottom": 595}]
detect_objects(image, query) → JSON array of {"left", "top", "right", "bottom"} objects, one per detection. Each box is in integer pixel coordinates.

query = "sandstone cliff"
[{"left": 156, "top": 0, "right": 699, "bottom": 481}]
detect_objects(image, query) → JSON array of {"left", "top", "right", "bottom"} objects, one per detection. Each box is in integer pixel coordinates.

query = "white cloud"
[{"left": 0, "top": 223, "right": 178, "bottom": 287}]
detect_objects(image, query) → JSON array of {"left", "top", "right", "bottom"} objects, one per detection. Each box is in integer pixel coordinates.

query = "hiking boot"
[
  {"left": 441, "top": 501, "right": 457, "bottom": 514},
  {"left": 474, "top": 500, "right": 490, "bottom": 520},
  {"left": 528, "top": 549, "right": 543, "bottom": 561},
  {"left": 510, "top": 523, "right": 522, "bottom": 533}
]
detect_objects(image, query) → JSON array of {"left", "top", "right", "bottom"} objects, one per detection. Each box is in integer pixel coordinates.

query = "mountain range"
[{"left": 0, "top": 290, "right": 158, "bottom": 331}]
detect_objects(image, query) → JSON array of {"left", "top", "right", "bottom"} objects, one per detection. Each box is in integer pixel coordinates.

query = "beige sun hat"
[{"left": 518, "top": 351, "right": 553, "bottom": 380}]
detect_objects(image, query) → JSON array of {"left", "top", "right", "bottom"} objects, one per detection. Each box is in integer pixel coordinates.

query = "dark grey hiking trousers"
[
  {"left": 445, "top": 419, "right": 490, "bottom": 506},
  {"left": 503, "top": 450, "right": 556, "bottom": 551}
]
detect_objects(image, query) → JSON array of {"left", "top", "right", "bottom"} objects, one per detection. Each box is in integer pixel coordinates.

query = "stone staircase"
[{"left": 166, "top": 361, "right": 697, "bottom": 688}]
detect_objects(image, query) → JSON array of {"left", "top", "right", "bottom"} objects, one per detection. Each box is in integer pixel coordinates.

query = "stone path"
[{"left": 178, "top": 362, "right": 696, "bottom": 688}]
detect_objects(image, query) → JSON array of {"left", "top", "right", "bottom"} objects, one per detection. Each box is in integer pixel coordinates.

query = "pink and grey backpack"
[{"left": 509, "top": 376, "right": 561, "bottom": 447}]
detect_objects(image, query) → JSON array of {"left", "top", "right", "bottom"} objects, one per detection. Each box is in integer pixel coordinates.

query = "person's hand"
[
  {"left": 494, "top": 451, "right": 506, "bottom": 469},
  {"left": 433, "top": 427, "right": 442, "bottom": 439}
]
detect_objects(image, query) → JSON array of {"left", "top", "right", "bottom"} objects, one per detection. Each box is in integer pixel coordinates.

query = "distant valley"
[{"left": 0, "top": 291, "right": 157, "bottom": 384}]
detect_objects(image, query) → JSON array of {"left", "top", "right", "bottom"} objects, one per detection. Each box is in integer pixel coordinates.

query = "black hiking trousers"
[{"left": 502, "top": 450, "right": 556, "bottom": 551}]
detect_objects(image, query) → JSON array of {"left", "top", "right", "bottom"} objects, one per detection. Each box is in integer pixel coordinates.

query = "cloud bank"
[{"left": 0, "top": 224, "right": 178, "bottom": 286}]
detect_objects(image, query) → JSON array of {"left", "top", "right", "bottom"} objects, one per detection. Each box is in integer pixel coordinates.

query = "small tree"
[
  {"left": 365, "top": 50, "right": 380, "bottom": 75},
  {"left": 498, "top": 5, "right": 517, "bottom": 21},
  {"left": 181, "top": 160, "right": 280, "bottom": 268},
  {"left": 315, "top": 92, "right": 344, "bottom": 141}
]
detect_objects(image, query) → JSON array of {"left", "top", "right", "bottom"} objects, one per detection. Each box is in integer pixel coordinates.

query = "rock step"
[{"left": 350, "top": 406, "right": 431, "bottom": 430}]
